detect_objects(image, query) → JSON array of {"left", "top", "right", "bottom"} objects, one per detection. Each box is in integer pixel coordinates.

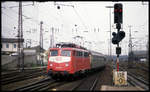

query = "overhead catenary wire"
[
  {"left": 72, "top": 4, "right": 88, "bottom": 30},
  {"left": 74, "top": 2, "right": 91, "bottom": 31},
  {"left": 1, "top": 11, "right": 18, "bottom": 21},
  {"left": 2, "top": 2, "right": 56, "bottom": 47},
  {"left": 2, "top": 11, "right": 37, "bottom": 35},
  {"left": 2, "top": 3, "right": 52, "bottom": 28},
  {"left": 2, "top": 7, "right": 40, "bottom": 29},
  {"left": 2, "top": 10, "right": 39, "bottom": 34},
  {"left": 9, "top": 8, "right": 40, "bottom": 25},
  {"left": 3, "top": 2, "right": 89, "bottom": 35}
]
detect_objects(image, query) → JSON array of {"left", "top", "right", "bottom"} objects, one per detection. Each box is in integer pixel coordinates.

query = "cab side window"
[
  {"left": 73, "top": 51, "right": 76, "bottom": 56},
  {"left": 79, "top": 51, "right": 83, "bottom": 56},
  {"left": 75, "top": 51, "right": 82, "bottom": 57},
  {"left": 84, "top": 52, "right": 89, "bottom": 57}
]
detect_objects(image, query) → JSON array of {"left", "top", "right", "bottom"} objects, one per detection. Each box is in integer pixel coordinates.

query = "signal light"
[
  {"left": 112, "top": 32, "right": 118, "bottom": 44},
  {"left": 119, "top": 9, "right": 122, "bottom": 12},
  {"left": 112, "top": 31, "right": 125, "bottom": 44},
  {"left": 114, "top": 3, "right": 123, "bottom": 23},
  {"left": 116, "top": 47, "right": 121, "bottom": 55},
  {"left": 57, "top": 5, "right": 60, "bottom": 9}
]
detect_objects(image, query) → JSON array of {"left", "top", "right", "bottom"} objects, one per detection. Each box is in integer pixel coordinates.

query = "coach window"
[
  {"left": 14, "top": 44, "right": 16, "bottom": 48},
  {"left": 6, "top": 43, "right": 9, "bottom": 48},
  {"left": 104, "top": 58, "right": 106, "bottom": 61},
  {"left": 50, "top": 50, "right": 58, "bottom": 56},
  {"left": 61, "top": 50, "right": 71, "bottom": 56}
]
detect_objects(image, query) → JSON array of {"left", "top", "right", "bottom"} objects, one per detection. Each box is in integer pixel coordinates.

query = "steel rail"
[
  {"left": 14, "top": 77, "right": 52, "bottom": 91},
  {"left": 128, "top": 72, "right": 149, "bottom": 85},
  {"left": 2, "top": 69, "right": 45, "bottom": 79},
  {"left": 19, "top": 80, "right": 55, "bottom": 91},
  {"left": 119, "top": 67, "right": 149, "bottom": 90},
  {"left": 2, "top": 68, "right": 46, "bottom": 79},
  {"left": 119, "top": 67, "right": 149, "bottom": 86},
  {"left": 127, "top": 74, "right": 149, "bottom": 90},
  {"left": 70, "top": 77, "right": 87, "bottom": 90},
  {"left": 2, "top": 71, "right": 46, "bottom": 85},
  {"left": 90, "top": 72, "right": 101, "bottom": 91}
]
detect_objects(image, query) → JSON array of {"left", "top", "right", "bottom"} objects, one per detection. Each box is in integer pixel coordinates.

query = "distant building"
[
  {"left": 23, "top": 48, "right": 36, "bottom": 55},
  {"left": 1, "top": 38, "right": 24, "bottom": 54},
  {"left": 132, "top": 50, "right": 148, "bottom": 62},
  {"left": 23, "top": 45, "right": 46, "bottom": 55},
  {"left": 24, "top": 45, "right": 47, "bottom": 65}
]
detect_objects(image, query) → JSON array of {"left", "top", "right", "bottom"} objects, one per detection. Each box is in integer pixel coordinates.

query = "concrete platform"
[{"left": 100, "top": 85, "right": 145, "bottom": 91}]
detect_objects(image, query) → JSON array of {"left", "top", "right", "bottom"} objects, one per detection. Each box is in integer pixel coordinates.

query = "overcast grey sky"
[{"left": 1, "top": 1, "right": 149, "bottom": 55}]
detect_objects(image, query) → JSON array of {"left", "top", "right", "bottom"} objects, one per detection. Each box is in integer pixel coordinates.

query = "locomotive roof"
[
  {"left": 50, "top": 47, "right": 89, "bottom": 52},
  {"left": 55, "top": 42, "right": 87, "bottom": 50},
  {"left": 51, "top": 42, "right": 105, "bottom": 56}
]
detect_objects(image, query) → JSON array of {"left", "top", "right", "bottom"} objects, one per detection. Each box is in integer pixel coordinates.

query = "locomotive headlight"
[
  {"left": 65, "top": 63, "right": 69, "bottom": 67},
  {"left": 50, "top": 64, "right": 53, "bottom": 66}
]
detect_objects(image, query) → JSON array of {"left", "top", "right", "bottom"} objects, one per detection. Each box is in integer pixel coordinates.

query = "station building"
[{"left": 1, "top": 38, "right": 24, "bottom": 54}]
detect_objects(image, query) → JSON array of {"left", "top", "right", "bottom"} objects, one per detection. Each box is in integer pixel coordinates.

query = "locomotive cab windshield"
[
  {"left": 50, "top": 50, "right": 58, "bottom": 56},
  {"left": 50, "top": 49, "right": 71, "bottom": 57},
  {"left": 49, "top": 49, "right": 71, "bottom": 63},
  {"left": 61, "top": 50, "right": 71, "bottom": 57}
]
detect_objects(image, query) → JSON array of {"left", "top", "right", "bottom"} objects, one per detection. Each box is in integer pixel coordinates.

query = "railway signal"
[
  {"left": 113, "top": 3, "right": 127, "bottom": 86},
  {"left": 114, "top": 3, "right": 123, "bottom": 24},
  {"left": 112, "top": 31, "right": 125, "bottom": 44},
  {"left": 112, "top": 32, "right": 117, "bottom": 44},
  {"left": 116, "top": 47, "right": 121, "bottom": 55}
]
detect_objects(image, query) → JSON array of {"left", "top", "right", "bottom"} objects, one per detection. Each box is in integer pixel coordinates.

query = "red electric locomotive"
[{"left": 47, "top": 42, "right": 106, "bottom": 79}]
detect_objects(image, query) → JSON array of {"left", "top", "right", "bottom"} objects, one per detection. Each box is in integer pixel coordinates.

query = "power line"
[
  {"left": 8, "top": 8, "right": 40, "bottom": 25},
  {"left": 72, "top": 5, "right": 88, "bottom": 30},
  {"left": 2, "top": 4, "right": 53, "bottom": 28},
  {"left": 38, "top": 8, "right": 59, "bottom": 26},
  {"left": 2, "top": 7, "right": 39, "bottom": 27},
  {"left": 1, "top": 11, "right": 18, "bottom": 21},
  {"left": 2, "top": 11, "right": 38, "bottom": 36},
  {"left": 2, "top": 10, "right": 38, "bottom": 30},
  {"left": 74, "top": 2, "right": 91, "bottom": 30}
]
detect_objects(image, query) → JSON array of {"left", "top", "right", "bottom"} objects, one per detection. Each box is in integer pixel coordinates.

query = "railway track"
[
  {"left": 71, "top": 76, "right": 87, "bottom": 90},
  {"left": 118, "top": 67, "right": 149, "bottom": 90},
  {"left": 2, "top": 68, "right": 46, "bottom": 79},
  {"left": 2, "top": 66, "right": 109, "bottom": 91},
  {"left": 14, "top": 77, "right": 69, "bottom": 91},
  {"left": 14, "top": 77, "right": 52, "bottom": 91},
  {"left": 71, "top": 68, "right": 104, "bottom": 91},
  {"left": 1, "top": 69, "right": 46, "bottom": 85},
  {"left": 1, "top": 71, "right": 21, "bottom": 79},
  {"left": 23, "top": 67, "right": 105, "bottom": 91},
  {"left": 139, "top": 67, "right": 149, "bottom": 72},
  {"left": 42, "top": 80, "right": 68, "bottom": 91},
  {"left": 127, "top": 72, "right": 149, "bottom": 90},
  {"left": 111, "top": 63, "right": 149, "bottom": 90}
]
